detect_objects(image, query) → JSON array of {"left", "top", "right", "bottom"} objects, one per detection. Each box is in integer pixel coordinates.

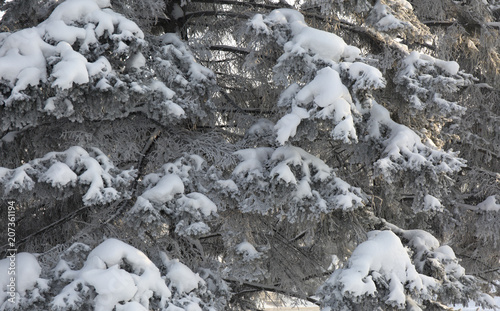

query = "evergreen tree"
[{"left": 0, "top": 0, "right": 499, "bottom": 310}]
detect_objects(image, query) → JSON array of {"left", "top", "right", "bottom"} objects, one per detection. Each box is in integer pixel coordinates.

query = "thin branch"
[
  {"left": 219, "top": 89, "right": 248, "bottom": 114},
  {"left": 223, "top": 277, "right": 320, "bottom": 305},
  {"left": 3, "top": 203, "right": 98, "bottom": 250},
  {"left": 190, "top": 0, "right": 292, "bottom": 10},
  {"left": 210, "top": 45, "right": 249, "bottom": 55},
  {"left": 182, "top": 10, "right": 252, "bottom": 21}
]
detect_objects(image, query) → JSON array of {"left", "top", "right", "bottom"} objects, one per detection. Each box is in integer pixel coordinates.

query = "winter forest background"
[{"left": 0, "top": 0, "right": 499, "bottom": 310}]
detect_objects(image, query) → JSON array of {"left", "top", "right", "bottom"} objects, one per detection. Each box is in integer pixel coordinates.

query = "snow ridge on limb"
[
  {"left": 395, "top": 51, "right": 473, "bottom": 114},
  {"left": 366, "top": 99, "right": 466, "bottom": 181},
  {"left": 0, "top": 146, "right": 136, "bottom": 205},
  {"left": 317, "top": 226, "right": 498, "bottom": 310},
  {"left": 231, "top": 145, "right": 366, "bottom": 221},
  {"left": 129, "top": 154, "right": 218, "bottom": 237}
]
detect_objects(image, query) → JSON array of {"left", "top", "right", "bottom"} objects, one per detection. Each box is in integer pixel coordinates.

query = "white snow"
[
  {"left": 232, "top": 147, "right": 274, "bottom": 178},
  {"left": 402, "top": 51, "right": 460, "bottom": 77},
  {"left": 150, "top": 80, "right": 176, "bottom": 100},
  {"left": 178, "top": 192, "right": 217, "bottom": 216},
  {"left": 367, "top": 100, "right": 465, "bottom": 177},
  {"left": 140, "top": 174, "right": 185, "bottom": 204},
  {"left": 274, "top": 106, "right": 309, "bottom": 145},
  {"left": 423, "top": 194, "right": 443, "bottom": 212},
  {"left": 247, "top": 119, "right": 275, "bottom": 136},
  {"left": 216, "top": 179, "right": 239, "bottom": 192},
  {"left": 270, "top": 162, "right": 297, "bottom": 184},
  {"left": 296, "top": 67, "right": 352, "bottom": 109},
  {"left": 162, "top": 255, "right": 204, "bottom": 295},
  {"left": 270, "top": 146, "right": 332, "bottom": 182},
  {"left": 0, "top": 0, "right": 144, "bottom": 103},
  {"left": 326, "top": 230, "right": 435, "bottom": 308},
  {"left": 474, "top": 196, "right": 500, "bottom": 212},
  {"left": 266, "top": 9, "right": 359, "bottom": 62},
  {"left": 342, "top": 62, "right": 386, "bottom": 91},
  {"left": 52, "top": 42, "right": 89, "bottom": 89},
  {"left": 236, "top": 241, "right": 262, "bottom": 260},
  {"left": 54, "top": 239, "right": 171, "bottom": 310},
  {"left": 39, "top": 162, "right": 78, "bottom": 187},
  {"left": 0, "top": 253, "right": 46, "bottom": 298}
]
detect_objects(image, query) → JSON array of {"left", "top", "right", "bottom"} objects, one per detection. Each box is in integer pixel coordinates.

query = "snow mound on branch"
[
  {"left": 261, "top": 9, "right": 360, "bottom": 62},
  {"left": 473, "top": 196, "right": 500, "bottom": 212},
  {"left": 39, "top": 162, "right": 78, "bottom": 187},
  {"left": 131, "top": 155, "right": 217, "bottom": 237},
  {"left": 274, "top": 106, "right": 309, "bottom": 145},
  {"left": 0, "top": 146, "right": 136, "bottom": 205},
  {"left": 318, "top": 230, "right": 436, "bottom": 309},
  {"left": 423, "top": 194, "right": 443, "bottom": 212},
  {"left": 52, "top": 239, "right": 171, "bottom": 311},
  {"left": 140, "top": 174, "right": 185, "bottom": 204},
  {"left": 232, "top": 146, "right": 366, "bottom": 218},
  {"left": 274, "top": 66, "right": 363, "bottom": 144},
  {"left": 396, "top": 51, "right": 469, "bottom": 113},
  {"left": 385, "top": 224, "right": 497, "bottom": 308},
  {"left": 236, "top": 241, "right": 262, "bottom": 261},
  {"left": 162, "top": 254, "right": 204, "bottom": 295},
  {"left": 0, "top": 253, "right": 49, "bottom": 307},
  {"left": 367, "top": 100, "right": 465, "bottom": 179},
  {"left": 232, "top": 147, "right": 274, "bottom": 179}
]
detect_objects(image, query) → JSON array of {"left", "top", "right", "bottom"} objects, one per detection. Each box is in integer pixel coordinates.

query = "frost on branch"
[
  {"left": 0, "top": 0, "right": 215, "bottom": 130},
  {"left": 149, "top": 33, "right": 216, "bottom": 121},
  {"left": 0, "top": 146, "right": 135, "bottom": 205},
  {"left": 317, "top": 228, "right": 497, "bottom": 311},
  {"left": 50, "top": 238, "right": 223, "bottom": 311},
  {"left": 129, "top": 155, "right": 217, "bottom": 237},
  {"left": 366, "top": 0, "right": 431, "bottom": 43},
  {"left": 387, "top": 224, "right": 499, "bottom": 309},
  {"left": 231, "top": 146, "right": 366, "bottom": 221},
  {"left": 0, "top": 253, "right": 49, "bottom": 309},
  {"left": 366, "top": 100, "right": 466, "bottom": 181},
  {"left": 247, "top": 9, "right": 371, "bottom": 145},
  {"left": 246, "top": 8, "right": 466, "bottom": 186},
  {"left": 395, "top": 51, "right": 473, "bottom": 114}
]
